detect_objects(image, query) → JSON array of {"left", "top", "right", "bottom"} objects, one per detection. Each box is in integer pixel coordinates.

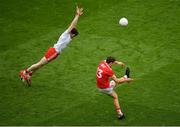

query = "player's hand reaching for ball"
[{"left": 76, "top": 6, "right": 83, "bottom": 16}]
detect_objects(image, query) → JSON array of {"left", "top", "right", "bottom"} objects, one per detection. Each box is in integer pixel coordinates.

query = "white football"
[{"left": 119, "top": 17, "right": 128, "bottom": 26}]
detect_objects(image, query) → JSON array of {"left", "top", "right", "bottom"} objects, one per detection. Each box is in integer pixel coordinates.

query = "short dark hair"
[
  {"left": 71, "top": 28, "right": 79, "bottom": 36},
  {"left": 106, "top": 56, "right": 116, "bottom": 64}
]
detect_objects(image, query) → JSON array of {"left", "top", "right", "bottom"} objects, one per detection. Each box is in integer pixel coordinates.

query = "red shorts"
[{"left": 44, "top": 47, "right": 59, "bottom": 62}]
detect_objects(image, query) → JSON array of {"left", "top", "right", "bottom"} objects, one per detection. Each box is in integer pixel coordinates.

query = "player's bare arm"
[
  {"left": 111, "top": 74, "right": 133, "bottom": 84},
  {"left": 67, "top": 6, "right": 83, "bottom": 33},
  {"left": 114, "top": 61, "right": 125, "bottom": 67}
]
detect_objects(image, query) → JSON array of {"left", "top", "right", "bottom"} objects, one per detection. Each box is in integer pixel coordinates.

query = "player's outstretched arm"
[
  {"left": 114, "top": 61, "right": 125, "bottom": 67},
  {"left": 67, "top": 6, "right": 83, "bottom": 33},
  {"left": 111, "top": 75, "right": 133, "bottom": 84}
]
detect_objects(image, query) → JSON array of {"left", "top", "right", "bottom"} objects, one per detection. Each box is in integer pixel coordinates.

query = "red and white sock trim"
[{"left": 25, "top": 69, "right": 33, "bottom": 76}]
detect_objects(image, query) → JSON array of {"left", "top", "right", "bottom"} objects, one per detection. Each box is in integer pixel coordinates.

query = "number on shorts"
[{"left": 97, "top": 68, "right": 103, "bottom": 78}]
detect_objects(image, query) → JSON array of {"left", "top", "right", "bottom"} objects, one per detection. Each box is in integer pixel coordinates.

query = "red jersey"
[{"left": 96, "top": 61, "right": 114, "bottom": 89}]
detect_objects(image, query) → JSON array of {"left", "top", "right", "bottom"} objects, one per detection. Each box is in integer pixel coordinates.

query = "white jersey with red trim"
[{"left": 54, "top": 30, "right": 72, "bottom": 53}]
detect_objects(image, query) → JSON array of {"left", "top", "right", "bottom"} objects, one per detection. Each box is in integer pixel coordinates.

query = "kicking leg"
[{"left": 125, "top": 67, "right": 130, "bottom": 78}]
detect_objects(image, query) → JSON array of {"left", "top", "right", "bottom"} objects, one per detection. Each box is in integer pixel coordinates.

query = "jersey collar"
[{"left": 104, "top": 60, "right": 111, "bottom": 70}]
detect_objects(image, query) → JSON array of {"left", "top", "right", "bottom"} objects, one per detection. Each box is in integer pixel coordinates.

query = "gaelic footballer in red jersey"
[
  {"left": 96, "top": 56, "right": 133, "bottom": 120},
  {"left": 19, "top": 6, "right": 83, "bottom": 86},
  {"left": 96, "top": 61, "right": 114, "bottom": 89}
]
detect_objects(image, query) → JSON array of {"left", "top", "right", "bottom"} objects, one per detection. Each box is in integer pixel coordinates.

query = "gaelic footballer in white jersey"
[
  {"left": 54, "top": 30, "right": 72, "bottom": 53},
  {"left": 20, "top": 6, "right": 83, "bottom": 86}
]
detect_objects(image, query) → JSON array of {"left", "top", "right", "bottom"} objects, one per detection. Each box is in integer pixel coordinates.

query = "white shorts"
[{"left": 98, "top": 80, "right": 116, "bottom": 94}]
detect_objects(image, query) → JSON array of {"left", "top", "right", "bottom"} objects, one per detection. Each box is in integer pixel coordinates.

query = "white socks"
[{"left": 123, "top": 75, "right": 128, "bottom": 79}]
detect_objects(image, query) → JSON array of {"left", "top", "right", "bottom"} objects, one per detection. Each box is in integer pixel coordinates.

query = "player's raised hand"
[{"left": 76, "top": 6, "right": 83, "bottom": 16}]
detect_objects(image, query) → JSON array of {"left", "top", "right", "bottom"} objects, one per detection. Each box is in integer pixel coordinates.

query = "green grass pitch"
[{"left": 0, "top": 0, "right": 180, "bottom": 125}]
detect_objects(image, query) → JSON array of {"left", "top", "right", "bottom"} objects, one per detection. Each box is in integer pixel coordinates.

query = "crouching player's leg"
[
  {"left": 108, "top": 68, "right": 133, "bottom": 119},
  {"left": 20, "top": 47, "right": 59, "bottom": 85}
]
